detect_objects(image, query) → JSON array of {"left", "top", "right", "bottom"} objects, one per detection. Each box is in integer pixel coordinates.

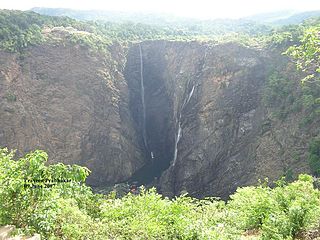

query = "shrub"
[
  {"left": 52, "top": 198, "right": 109, "bottom": 239},
  {"left": 5, "top": 92, "right": 16, "bottom": 102},
  {"left": 228, "top": 185, "right": 275, "bottom": 230},
  {"left": 0, "top": 148, "right": 95, "bottom": 238},
  {"left": 1, "top": 147, "right": 320, "bottom": 239},
  {"left": 262, "top": 175, "right": 320, "bottom": 239},
  {"left": 228, "top": 175, "right": 320, "bottom": 239}
]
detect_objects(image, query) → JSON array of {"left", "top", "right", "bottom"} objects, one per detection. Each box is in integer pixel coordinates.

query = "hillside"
[
  {"left": 31, "top": 7, "right": 272, "bottom": 36},
  {"left": 243, "top": 10, "right": 320, "bottom": 25},
  {"left": 272, "top": 11, "right": 320, "bottom": 25}
]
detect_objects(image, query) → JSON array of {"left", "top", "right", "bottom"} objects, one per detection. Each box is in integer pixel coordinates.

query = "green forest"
[{"left": 0, "top": 9, "right": 318, "bottom": 51}]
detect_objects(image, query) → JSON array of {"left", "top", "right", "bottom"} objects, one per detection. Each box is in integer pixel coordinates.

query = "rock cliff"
[
  {"left": 1, "top": 39, "right": 318, "bottom": 198},
  {"left": 0, "top": 42, "right": 143, "bottom": 186}
]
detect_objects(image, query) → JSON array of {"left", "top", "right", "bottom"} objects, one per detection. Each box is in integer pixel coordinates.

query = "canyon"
[{"left": 0, "top": 38, "right": 317, "bottom": 198}]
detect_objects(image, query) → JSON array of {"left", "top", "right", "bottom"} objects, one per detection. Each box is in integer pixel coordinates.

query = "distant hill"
[
  {"left": 243, "top": 10, "right": 320, "bottom": 25},
  {"left": 30, "top": 7, "right": 271, "bottom": 36},
  {"left": 272, "top": 11, "right": 320, "bottom": 25},
  {"left": 243, "top": 10, "right": 297, "bottom": 23},
  {"left": 30, "top": 7, "right": 186, "bottom": 25}
]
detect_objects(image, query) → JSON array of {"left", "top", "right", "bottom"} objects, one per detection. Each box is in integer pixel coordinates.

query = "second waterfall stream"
[{"left": 172, "top": 84, "right": 195, "bottom": 166}]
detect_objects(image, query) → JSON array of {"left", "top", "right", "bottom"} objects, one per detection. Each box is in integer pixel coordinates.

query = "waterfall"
[
  {"left": 186, "top": 85, "right": 195, "bottom": 104},
  {"left": 172, "top": 121, "right": 182, "bottom": 166},
  {"left": 139, "top": 44, "right": 148, "bottom": 150},
  {"left": 172, "top": 85, "right": 195, "bottom": 166}
]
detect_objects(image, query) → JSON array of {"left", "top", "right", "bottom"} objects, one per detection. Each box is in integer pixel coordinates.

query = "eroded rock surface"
[
  {"left": 0, "top": 42, "right": 143, "bottom": 186},
  {"left": 1, "top": 40, "right": 317, "bottom": 198}
]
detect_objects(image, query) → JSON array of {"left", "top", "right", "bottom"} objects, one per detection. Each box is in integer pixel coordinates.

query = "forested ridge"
[{"left": 1, "top": 9, "right": 319, "bottom": 51}]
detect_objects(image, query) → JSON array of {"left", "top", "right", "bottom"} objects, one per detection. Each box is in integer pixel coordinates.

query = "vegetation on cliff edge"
[{"left": 1, "top": 9, "right": 319, "bottom": 53}]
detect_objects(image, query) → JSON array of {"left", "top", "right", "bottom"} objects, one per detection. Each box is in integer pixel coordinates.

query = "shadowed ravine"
[
  {"left": 1, "top": 39, "right": 316, "bottom": 199},
  {"left": 123, "top": 41, "right": 281, "bottom": 198},
  {"left": 124, "top": 43, "right": 175, "bottom": 185}
]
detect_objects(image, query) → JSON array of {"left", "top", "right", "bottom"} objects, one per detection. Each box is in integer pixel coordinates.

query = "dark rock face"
[
  {"left": 125, "top": 41, "right": 315, "bottom": 199},
  {"left": 0, "top": 40, "right": 315, "bottom": 198},
  {"left": 124, "top": 43, "right": 175, "bottom": 184},
  {"left": 0, "top": 43, "right": 144, "bottom": 186},
  {"left": 131, "top": 41, "right": 269, "bottom": 198}
]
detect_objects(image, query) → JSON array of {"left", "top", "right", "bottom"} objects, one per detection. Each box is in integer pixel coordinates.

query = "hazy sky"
[{"left": 1, "top": 0, "right": 320, "bottom": 19}]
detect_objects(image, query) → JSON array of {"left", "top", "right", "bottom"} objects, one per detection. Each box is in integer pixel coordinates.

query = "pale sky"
[{"left": 1, "top": 0, "right": 320, "bottom": 19}]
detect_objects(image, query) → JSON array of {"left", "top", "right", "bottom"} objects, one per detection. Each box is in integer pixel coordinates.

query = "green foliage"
[
  {"left": 0, "top": 10, "right": 47, "bottom": 51},
  {"left": 5, "top": 92, "right": 17, "bottom": 102},
  {"left": 228, "top": 185, "right": 275, "bottom": 230},
  {"left": 263, "top": 22, "right": 320, "bottom": 121},
  {"left": 0, "top": 10, "right": 108, "bottom": 52},
  {"left": 0, "top": 9, "right": 319, "bottom": 54},
  {"left": 286, "top": 26, "right": 320, "bottom": 81},
  {"left": 0, "top": 9, "right": 272, "bottom": 53},
  {"left": 262, "top": 70, "right": 301, "bottom": 120},
  {"left": 101, "top": 188, "right": 237, "bottom": 239},
  {"left": 66, "top": 32, "right": 111, "bottom": 54},
  {"left": 308, "top": 137, "right": 320, "bottom": 176},
  {"left": 263, "top": 71, "right": 294, "bottom": 108},
  {"left": 261, "top": 175, "right": 320, "bottom": 239},
  {"left": 228, "top": 175, "right": 320, "bottom": 240},
  {"left": 1, "top": 148, "right": 320, "bottom": 239},
  {"left": 285, "top": 25, "right": 320, "bottom": 113},
  {"left": 53, "top": 198, "right": 108, "bottom": 240},
  {"left": 259, "top": 19, "right": 320, "bottom": 124},
  {"left": 0, "top": 148, "right": 98, "bottom": 238}
]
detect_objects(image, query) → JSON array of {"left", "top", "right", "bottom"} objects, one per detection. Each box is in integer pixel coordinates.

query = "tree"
[
  {"left": 286, "top": 27, "right": 320, "bottom": 82},
  {"left": 285, "top": 26, "right": 320, "bottom": 111}
]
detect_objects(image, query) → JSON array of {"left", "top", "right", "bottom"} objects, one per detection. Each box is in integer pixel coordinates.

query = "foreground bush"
[
  {"left": 1, "top": 148, "right": 320, "bottom": 239},
  {"left": 100, "top": 188, "right": 240, "bottom": 239},
  {"left": 228, "top": 175, "right": 320, "bottom": 239},
  {"left": 0, "top": 148, "right": 104, "bottom": 238}
]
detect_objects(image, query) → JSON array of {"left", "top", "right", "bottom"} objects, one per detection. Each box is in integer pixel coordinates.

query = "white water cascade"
[
  {"left": 186, "top": 85, "right": 195, "bottom": 105},
  {"left": 139, "top": 44, "right": 148, "bottom": 151},
  {"left": 172, "top": 121, "right": 182, "bottom": 166},
  {"left": 172, "top": 85, "right": 195, "bottom": 166}
]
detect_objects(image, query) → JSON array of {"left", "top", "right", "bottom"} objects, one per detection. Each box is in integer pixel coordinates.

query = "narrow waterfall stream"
[
  {"left": 172, "top": 85, "right": 195, "bottom": 166},
  {"left": 172, "top": 121, "right": 182, "bottom": 166},
  {"left": 127, "top": 43, "right": 176, "bottom": 184},
  {"left": 186, "top": 85, "right": 195, "bottom": 104},
  {"left": 139, "top": 44, "right": 148, "bottom": 151}
]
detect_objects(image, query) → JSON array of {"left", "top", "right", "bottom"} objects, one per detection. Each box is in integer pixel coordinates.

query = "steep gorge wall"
[
  {"left": 126, "top": 41, "right": 317, "bottom": 198},
  {"left": 0, "top": 40, "right": 316, "bottom": 198},
  {"left": 133, "top": 41, "right": 268, "bottom": 198},
  {"left": 0, "top": 42, "right": 144, "bottom": 186}
]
